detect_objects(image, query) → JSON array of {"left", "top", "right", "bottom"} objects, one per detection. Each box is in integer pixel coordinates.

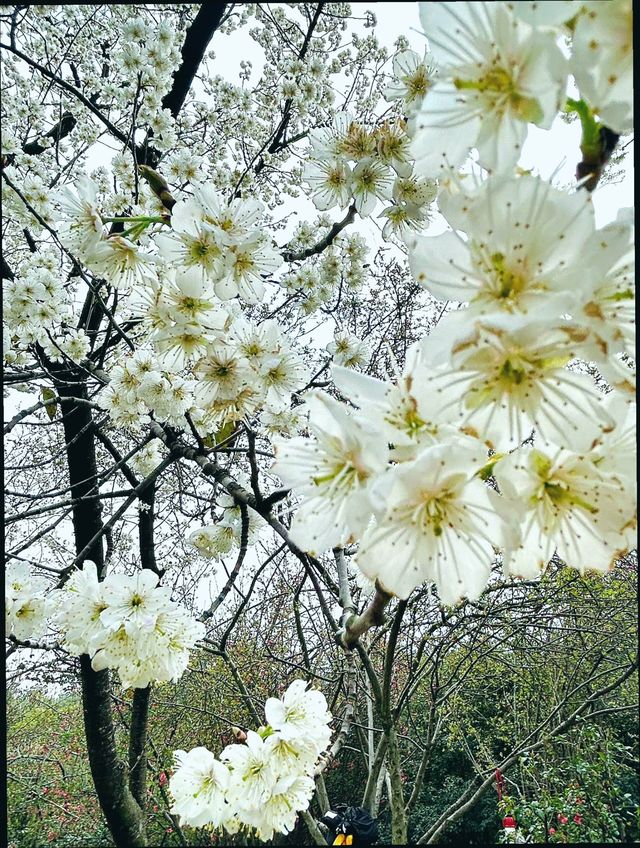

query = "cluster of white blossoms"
[
  {"left": 275, "top": 1, "right": 635, "bottom": 607},
  {"left": 280, "top": 227, "right": 370, "bottom": 313},
  {"left": 98, "top": 348, "right": 196, "bottom": 432},
  {"left": 326, "top": 328, "right": 372, "bottom": 370},
  {"left": 192, "top": 318, "right": 310, "bottom": 427},
  {"left": 154, "top": 186, "right": 282, "bottom": 304},
  {"left": 5, "top": 1, "right": 634, "bottom": 624},
  {"left": 302, "top": 110, "right": 438, "bottom": 239},
  {"left": 54, "top": 178, "right": 282, "bottom": 301},
  {"left": 3, "top": 251, "right": 71, "bottom": 357},
  {"left": 276, "top": 51, "right": 337, "bottom": 116},
  {"left": 5, "top": 561, "right": 49, "bottom": 641},
  {"left": 169, "top": 679, "right": 332, "bottom": 841},
  {"left": 49, "top": 563, "right": 204, "bottom": 689},
  {"left": 49, "top": 174, "right": 313, "bottom": 434},
  {"left": 98, "top": 296, "right": 308, "bottom": 434}
]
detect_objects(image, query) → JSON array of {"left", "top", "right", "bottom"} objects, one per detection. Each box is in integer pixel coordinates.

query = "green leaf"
[
  {"left": 202, "top": 420, "right": 237, "bottom": 449},
  {"left": 41, "top": 387, "right": 57, "bottom": 421}
]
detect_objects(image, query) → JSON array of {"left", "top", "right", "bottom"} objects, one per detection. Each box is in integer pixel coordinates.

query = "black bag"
[{"left": 322, "top": 805, "right": 379, "bottom": 845}]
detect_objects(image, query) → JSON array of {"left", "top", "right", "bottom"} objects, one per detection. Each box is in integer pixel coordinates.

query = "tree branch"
[
  {"left": 282, "top": 203, "right": 356, "bottom": 262},
  {"left": 338, "top": 582, "right": 394, "bottom": 649}
]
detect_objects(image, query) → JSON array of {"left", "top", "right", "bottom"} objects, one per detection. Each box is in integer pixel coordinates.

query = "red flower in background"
[
  {"left": 573, "top": 814, "right": 583, "bottom": 825},
  {"left": 558, "top": 814, "right": 568, "bottom": 824}
]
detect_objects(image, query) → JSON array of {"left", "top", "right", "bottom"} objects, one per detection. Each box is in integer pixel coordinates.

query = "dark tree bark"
[
  {"left": 161, "top": 3, "right": 228, "bottom": 119},
  {"left": 139, "top": 3, "right": 228, "bottom": 167},
  {"left": 128, "top": 687, "right": 151, "bottom": 810},
  {"left": 22, "top": 111, "right": 77, "bottom": 155},
  {"left": 56, "top": 374, "right": 147, "bottom": 846}
]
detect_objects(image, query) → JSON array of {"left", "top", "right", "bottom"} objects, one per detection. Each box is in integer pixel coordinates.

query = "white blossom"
[
  {"left": 384, "top": 49, "right": 436, "bottom": 114},
  {"left": 5, "top": 561, "right": 49, "bottom": 641},
  {"left": 169, "top": 748, "right": 231, "bottom": 828},
  {"left": 355, "top": 442, "right": 498, "bottom": 604},
  {"left": 412, "top": 2, "right": 567, "bottom": 175},
  {"left": 494, "top": 444, "right": 635, "bottom": 578},
  {"left": 571, "top": 0, "right": 633, "bottom": 133},
  {"left": 272, "top": 391, "right": 389, "bottom": 553}
]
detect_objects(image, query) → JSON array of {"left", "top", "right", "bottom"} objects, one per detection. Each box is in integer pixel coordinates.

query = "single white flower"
[
  {"left": 412, "top": 2, "right": 567, "bottom": 175},
  {"left": 100, "top": 569, "right": 172, "bottom": 636},
  {"left": 302, "top": 158, "right": 353, "bottom": 211},
  {"left": 375, "top": 121, "right": 414, "bottom": 176},
  {"left": 412, "top": 308, "right": 615, "bottom": 451},
  {"left": 308, "top": 112, "right": 354, "bottom": 160},
  {"left": 169, "top": 747, "right": 231, "bottom": 828},
  {"left": 380, "top": 202, "right": 430, "bottom": 242},
  {"left": 263, "top": 732, "right": 318, "bottom": 779},
  {"left": 196, "top": 186, "right": 264, "bottom": 237},
  {"left": 153, "top": 323, "right": 212, "bottom": 371},
  {"left": 221, "top": 731, "right": 277, "bottom": 809},
  {"left": 392, "top": 173, "right": 438, "bottom": 208},
  {"left": 7, "top": 596, "right": 47, "bottom": 641},
  {"left": 194, "top": 344, "right": 252, "bottom": 405},
  {"left": 384, "top": 49, "right": 437, "bottom": 114},
  {"left": 272, "top": 391, "right": 389, "bottom": 553},
  {"left": 494, "top": 444, "right": 635, "bottom": 578},
  {"left": 48, "top": 561, "right": 109, "bottom": 656},
  {"left": 355, "top": 442, "right": 498, "bottom": 604},
  {"left": 256, "top": 350, "right": 310, "bottom": 411},
  {"left": 86, "top": 236, "right": 156, "bottom": 289},
  {"left": 264, "top": 679, "right": 332, "bottom": 751},
  {"left": 216, "top": 234, "right": 281, "bottom": 303},
  {"left": 351, "top": 158, "right": 394, "bottom": 216},
  {"left": 162, "top": 267, "right": 226, "bottom": 328},
  {"left": 408, "top": 174, "right": 596, "bottom": 316},
  {"left": 155, "top": 198, "right": 227, "bottom": 282},
  {"left": 56, "top": 175, "right": 104, "bottom": 258},
  {"left": 230, "top": 318, "right": 281, "bottom": 368}
]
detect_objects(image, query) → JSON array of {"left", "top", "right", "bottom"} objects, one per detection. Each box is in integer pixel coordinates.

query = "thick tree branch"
[
  {"left": 22, "top": 111, "right": 76, "bottom": 155},
  {"left": 162, "top": 4, "right": 227, "bottom": 120},
  {"left": 128, "top": 687, "right": 151, "bottom": 810},
  {"left": 338, "top": 582, "right": 394, "bottom": 649}
]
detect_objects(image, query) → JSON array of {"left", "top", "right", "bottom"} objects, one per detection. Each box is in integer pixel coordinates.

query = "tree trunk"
[
  {"left": 387, "top": 727, "right": 408, "bottom": 844},
  {"left": 58, "top": 379, "right": 147, "bottom": 846}
]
